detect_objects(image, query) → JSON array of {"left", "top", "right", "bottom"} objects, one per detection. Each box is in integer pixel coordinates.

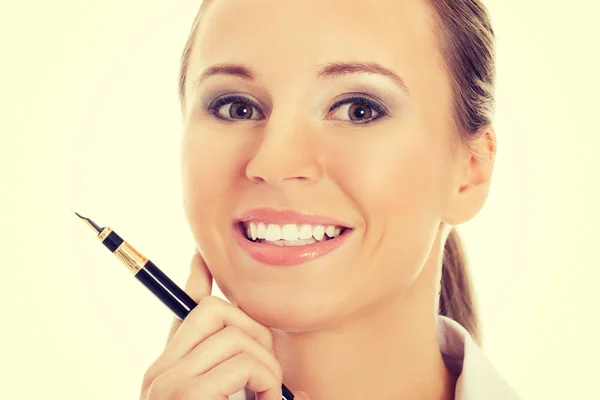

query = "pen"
[{"left": 74, "top": 211, "right": 295, "bottom": 400}]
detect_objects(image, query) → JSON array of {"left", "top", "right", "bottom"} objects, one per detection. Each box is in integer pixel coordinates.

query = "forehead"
[{"left": 191, "top": 0, "right": 441, "bottom": 81}]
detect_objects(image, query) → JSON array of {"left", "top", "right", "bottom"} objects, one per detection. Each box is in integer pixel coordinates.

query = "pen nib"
[{"left": 73, "top": 210, "right": 103, "bottom": 234}]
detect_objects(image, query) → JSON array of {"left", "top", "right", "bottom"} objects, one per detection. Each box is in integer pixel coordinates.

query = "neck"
[{"left": 272, "top": 231, "right": 456, "bottom": 400}]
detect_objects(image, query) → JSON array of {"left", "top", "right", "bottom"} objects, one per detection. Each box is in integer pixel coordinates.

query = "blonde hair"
[{"left": 177, "top": 0, "right": 496, "bottom": 345}]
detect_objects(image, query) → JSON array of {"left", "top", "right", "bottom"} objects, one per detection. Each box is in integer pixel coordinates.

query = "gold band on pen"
[
  {"left": 114, "top": 242, "right": 148, "bottom": 275},
  {"left": 97, "top": 227, "right": 148, "bottom": 274}
]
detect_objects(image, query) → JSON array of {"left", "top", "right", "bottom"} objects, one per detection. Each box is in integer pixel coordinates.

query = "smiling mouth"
[{"left": 237, "top": 221, "right": 351, "bottom": 247}]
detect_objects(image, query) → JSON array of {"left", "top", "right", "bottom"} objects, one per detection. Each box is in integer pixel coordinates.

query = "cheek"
[
  {"left": 180, "top": 128, "right": 244, "bottom": 246},
  {"left": 326, "top": 127, "right": 448, "bottom": 284},
  {"left": 182, "top": 136, "right": 220, "bottom": 220},
  {"left": 329, "top": 129, "right": 444, "bottom": 223}
]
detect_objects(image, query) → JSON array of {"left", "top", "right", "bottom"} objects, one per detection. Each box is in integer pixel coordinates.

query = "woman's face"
[{"left": 181, "top": 0, "right": 467, "bottom": 329}]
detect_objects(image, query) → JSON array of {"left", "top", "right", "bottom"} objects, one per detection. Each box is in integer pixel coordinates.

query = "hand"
[{"left": 139, "top": 250, "right": 308, "bottom": 400}]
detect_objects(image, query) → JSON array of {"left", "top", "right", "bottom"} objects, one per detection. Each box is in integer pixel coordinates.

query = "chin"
[{"left": 226, "top": 284, "right": 347, "bottom": 332}]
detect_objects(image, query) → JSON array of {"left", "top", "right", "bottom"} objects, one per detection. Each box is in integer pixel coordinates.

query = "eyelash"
[{"left": 206, "top": 94, "right": 388, "bottom": 125}]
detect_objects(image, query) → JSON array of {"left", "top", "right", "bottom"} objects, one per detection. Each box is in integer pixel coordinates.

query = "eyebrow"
[
  {"left": 316, "top": 61, "right": 409, "bottom": 94},
  {"left": 192, "top": 64, "right": 255, "bottom": 95},
  {"left": 192, "top": 61, "right": 409, "bottom": 95}
]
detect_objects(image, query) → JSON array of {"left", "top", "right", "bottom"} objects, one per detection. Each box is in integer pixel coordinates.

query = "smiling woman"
[{"left": 138, "top": 1, "right": 520, "bottom": 400}]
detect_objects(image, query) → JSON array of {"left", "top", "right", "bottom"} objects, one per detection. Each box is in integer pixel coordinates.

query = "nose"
[{"left": 245, "top": 117, "right": 322, "bottom": 187}]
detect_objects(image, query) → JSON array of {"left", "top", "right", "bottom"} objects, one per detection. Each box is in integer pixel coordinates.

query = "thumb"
[
  {"left": 293, "top": 390, "right": 310, "bottom": 400},
  {"left": 165, "top": 248, "right": 213, "bottom": 345}
]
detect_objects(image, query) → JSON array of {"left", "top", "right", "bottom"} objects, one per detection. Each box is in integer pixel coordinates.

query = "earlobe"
[{"left": 444, "top": 127, "right": 497, "bottom": 225}]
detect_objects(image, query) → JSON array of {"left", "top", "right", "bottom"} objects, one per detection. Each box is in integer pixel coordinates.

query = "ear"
[{"left": 443, "top": 127, "right": 497, "bottom": 225}]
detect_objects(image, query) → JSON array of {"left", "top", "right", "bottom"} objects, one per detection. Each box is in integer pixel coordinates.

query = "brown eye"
[
  {"left": 228, "top": 102, "right": 254, "bottom": 119},
  {"left": 208, "top": 95, "right": 264, "bottom": 121},
  {"left": 348, "top": 103, "right": 373, "bottom": 121},
  {"left": 327, "top": 96, "right": 387, "bottom": 125}
]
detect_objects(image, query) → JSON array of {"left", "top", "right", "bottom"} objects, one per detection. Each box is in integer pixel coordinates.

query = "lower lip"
[{"left": 233, "top": 224, "right": 353, "bottom": 266}]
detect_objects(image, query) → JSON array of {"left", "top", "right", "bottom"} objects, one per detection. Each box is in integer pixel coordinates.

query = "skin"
[{"left": 144, "top": 0, "right": 496, "bottom": 399}]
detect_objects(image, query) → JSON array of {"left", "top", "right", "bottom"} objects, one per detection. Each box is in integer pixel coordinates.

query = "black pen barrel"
[{"left": 136, "top": 261, "right": 197, "bottom": 321}]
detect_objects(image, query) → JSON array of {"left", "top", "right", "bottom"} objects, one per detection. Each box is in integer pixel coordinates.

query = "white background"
[{"left": 1, "top": 1, "right": 599, "bottom": 399}]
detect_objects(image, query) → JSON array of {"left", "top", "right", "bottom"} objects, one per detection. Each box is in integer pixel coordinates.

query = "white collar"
[{"left": 438, "top": 315, "right": 521, "bottom": 399}]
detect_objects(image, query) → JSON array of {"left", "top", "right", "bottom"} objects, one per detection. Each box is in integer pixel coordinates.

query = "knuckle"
[
  {"left": 144, "top": 372, "right": 172, "bottom": 399},
  {"left": 168, "top": 386, "right": 190, "bottom": 400},
  {"left": 149, "top": 371, "right": 169, "bottom": 391},
  {"left": 222, "top": 324, "right": 244, "bottom": 339},
  {"left": 191, "top": 296, "right": 223, "bottom": 326},
  {"left": 233, "top": 352, "right": 257, "bottom": 371},
  {"left": 198, "top": 295, "right": 221, "bottom": 309},
  {"left": 178, "top": 380, "right": 208, "bottom": 400},
  {"left": 141, "top": 366, "right": 160, "bottom": 391}
]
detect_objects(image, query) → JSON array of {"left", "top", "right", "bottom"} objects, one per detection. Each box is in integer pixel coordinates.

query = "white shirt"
[
  {"left": 231, "top": 315, "right": 521, "bottom": 399},
  {"left": 437, "top": 316, "right": 521, "bottom": 399}
]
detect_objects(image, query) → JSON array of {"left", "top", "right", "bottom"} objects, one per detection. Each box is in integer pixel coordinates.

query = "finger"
[
  {"left": 165, "top": 325, "right": 282, "bottom": 383},
  {"left": 192, "top": 352, "right": 282, "bottom": 400},
  {"left": 153, "top": 296, "right": 275, "bottom": 376},
  {"left": 166, "top": 249, "right": 213, "bottom": 345},
  {"left": 184, "top": 249, "right": 213, "bottom": 300}
]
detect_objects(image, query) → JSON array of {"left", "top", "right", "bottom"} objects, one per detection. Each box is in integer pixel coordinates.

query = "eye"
[
  {"left": 208, "top": 95, "right": 264, "bottom": 121},
  {"left": 327, "top": 96, "right": 388, "bottom": 124}
]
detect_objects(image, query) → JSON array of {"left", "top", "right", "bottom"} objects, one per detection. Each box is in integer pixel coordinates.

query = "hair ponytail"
[
  {"left": 439, "top": 228, "right": 481, "bottom": 345},
  {"left": 427, "top": 0, "right": 495, "bottom": 347}
]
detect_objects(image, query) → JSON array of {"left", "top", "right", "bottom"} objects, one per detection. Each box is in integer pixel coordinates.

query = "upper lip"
[{"left": 235, "top": 208, "right": 353, "bottom": 228}]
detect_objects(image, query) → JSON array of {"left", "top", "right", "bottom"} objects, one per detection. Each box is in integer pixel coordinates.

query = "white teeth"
[
  {"left": 265, "top": 224, "right": 282, "bottom": 241},
  {"left": 243, "top": 221, "right": 347, "bottom": 243},
  {"left": 281, "top": 224, "right": 299, "bottom": 240},
  {"left": 325, "top": 225, "right": 335, "bottom": 238},
  {"left": 312, "top": 225, "right": 325, "bottom": 241},
  {"left": 298, "top": 224, "right": 313, "bottom": 240},
  {"left": 256, "top": 222, "right": 267, "bottom": 239}
]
